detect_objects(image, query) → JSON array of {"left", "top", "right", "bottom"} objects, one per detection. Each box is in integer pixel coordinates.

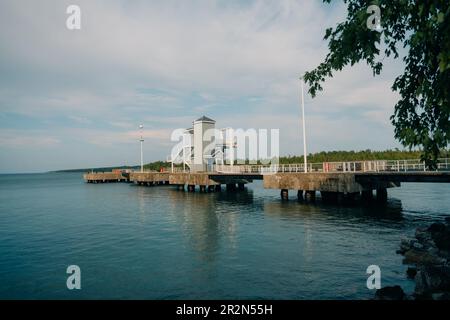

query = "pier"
[{"left": 84, "top": 158, "right": 450, "bottom": 204}]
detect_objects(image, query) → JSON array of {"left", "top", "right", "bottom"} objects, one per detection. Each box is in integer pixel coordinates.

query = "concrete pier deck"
[
  {"left": 84, "top": 161, "right": 450, "bottom": 204},
  {"left": 130, "top": 172, "right": 170, "bottom": 185},
  {"left": 84, "top": 172, "right": 129, "bottom": 183},
  {"left": 168, "top": 172, "right": 220, "bottom": 186}
]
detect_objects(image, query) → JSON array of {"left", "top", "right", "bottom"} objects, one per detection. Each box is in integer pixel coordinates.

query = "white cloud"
[
  {"left": 0, "top": 0, "right": 406, "bottom": 172},
  {"left": 0, "top": 130, "right": 61, "bottom": 148}
]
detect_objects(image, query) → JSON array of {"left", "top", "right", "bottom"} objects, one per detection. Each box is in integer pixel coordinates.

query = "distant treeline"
[
  {"left": 55, "top": 149, "right": 449, "bottom": 172},
  {"left": 279, "top": 149, "right": 449, "bottom": 164},
  {"left": 53, "top": 165, "right": 138, "bottom": 173},
  {"left": 145, "top": 149, "right": 450, "bottom": 168},
  {"left": 143, "top": 161, "right": 178, "bottom": 171}
]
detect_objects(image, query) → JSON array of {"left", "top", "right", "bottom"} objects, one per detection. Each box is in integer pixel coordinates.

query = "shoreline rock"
[
  {"left": 376, "top": 219, "right": 450, "bottom": 300},
  {"left": 374, "top": 285, "right": 405, "bottom": 300}
]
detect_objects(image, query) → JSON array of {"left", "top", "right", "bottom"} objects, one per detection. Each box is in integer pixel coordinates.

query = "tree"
[{"left": 304, "top": 0, "right": 450, "bottom": 169}]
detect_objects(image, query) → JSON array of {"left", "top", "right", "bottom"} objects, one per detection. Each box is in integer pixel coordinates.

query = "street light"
[
  {"left": 300, "top": 77, "right": 308, "bottom": 173},
  {"left": 139, "top": 124, "right": 144, "bottom": 173}
]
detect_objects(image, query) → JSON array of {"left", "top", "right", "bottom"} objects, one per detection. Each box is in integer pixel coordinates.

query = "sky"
[{"left": 0, "top": 0, "right": 405, "bottom": 173}]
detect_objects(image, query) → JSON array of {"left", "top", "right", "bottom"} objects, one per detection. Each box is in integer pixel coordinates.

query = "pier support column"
[
  {"left": 199, "top": 185, "right": 206, "bottom": 193},
  {"left": 305, "top": 191, "right": 316, "bottom": 202},
  {"left": 280, "top": 189, "right": 289, "bottom": 200},
  {"left": 215, "top": 185, "right": 222, "bottom": 192},
  {"left": 321, "top": 191, "right": 333, "bottom": 203},
  {"left": 238, "top": 183, "right": 245, "bottom": 191},
  {"left": 297, "top": 190, "right": 304, "bottom": 201},
  {"left": 376, "top": 188, "right": 388, "bottom": 202},
  {"left": 361, "top": 190, "right": 373, "bottom": 202},
  {"left": 345, "top": 192, "right": 358, "bottom": 203},
  {"left": 336, "top": 192, "right": 345, "bottom": 205},
  {"left": 188, "top": 185, "right": 195, "bottom": 192},
  {"left": 226, "top": 184, "right": 237, "bottom": 192},
  {"left": 208, "top": 185, "right": 215, "bottom": 193}
]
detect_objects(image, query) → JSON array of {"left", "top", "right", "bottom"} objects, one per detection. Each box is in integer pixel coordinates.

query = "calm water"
[{"left": 0, "top": 172, "right": 449, "bottom": 299}]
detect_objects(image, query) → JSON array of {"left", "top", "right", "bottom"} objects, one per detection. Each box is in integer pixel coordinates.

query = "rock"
[
  {"left": 407, "top": 267, "right": 417, "bottom": 279},
  {"left": 428, "top": 222, "right": 446, "bottom": 233},
  {"left": 426, "top": 244, "right": 439, "bottom": 256},
  {"left": 438, "top": 249, "right": 450, "bottom": 260},
  {"left": 395, "top": 222, "right": 450, "bottom": 300},
  {"left": 375, "top": 286, "right": 405, "bottom": 300},
  {"left": 432, "top": 228, "right": 450, "bottom": 251},
  {"left": 431, "top": 292, "right": 450, "bottom": 300},
  {"left": 403, "top": 248, "right": 444, "bottom": 266},
  {"left": 398, "top": 238, "right": 412, "bottom": 254},
  {"left": 416, "top": 228, "right": 431, "bottom": 242},
  {"left": 413, "top": 242, "right": 424, "bottom": 250},
  {"left": 415, "top": 266, "right": 450, "bottom": 296}
]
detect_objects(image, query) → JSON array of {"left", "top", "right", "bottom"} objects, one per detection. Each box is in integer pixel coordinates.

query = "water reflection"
[
  {"left": 4, "top": 173, "right": 450, "bottom": 299},
  {"left": 130, "top": 184, "right": 411, "bottom": 299},
  {"left": 263, "top": 198, "right": 404, "bottom": 223},
  {"left": 166, "top": 189, "right": 220, "bottom": 261}
]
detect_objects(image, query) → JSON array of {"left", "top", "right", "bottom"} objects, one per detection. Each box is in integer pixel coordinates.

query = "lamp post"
[
  {"left": 300, "top": 77, "right": 308, "bottom": 173},
  {"left": 139, "top": 124, "right": 144, "bottom": 173}
]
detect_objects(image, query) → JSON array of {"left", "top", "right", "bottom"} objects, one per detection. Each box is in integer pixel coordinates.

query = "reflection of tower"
[
  {"left": 167, "top": 190, "right": 220, "bottom": 265},
  {"left": 303, "top": 219, "right": 313, "bottom": 264},
  {"left": 139, "top": 124, "right": 144, "bottom": 173},
  {"left": 193, "top": 116, "right": 215, "bottom": 172}
]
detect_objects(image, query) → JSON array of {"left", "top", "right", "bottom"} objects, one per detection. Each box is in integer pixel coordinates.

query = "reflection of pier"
[{"left": 83, "top": 158, "right": 450, "bottom": 205}]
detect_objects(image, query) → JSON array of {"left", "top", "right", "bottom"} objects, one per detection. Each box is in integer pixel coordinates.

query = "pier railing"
[{"left": 213, "top": 158, "right": 450, "bottom": 174}]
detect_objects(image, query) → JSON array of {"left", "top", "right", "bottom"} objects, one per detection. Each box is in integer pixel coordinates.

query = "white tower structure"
[{"left": 193, "top": 116, "right": 216, "bottom": 172}]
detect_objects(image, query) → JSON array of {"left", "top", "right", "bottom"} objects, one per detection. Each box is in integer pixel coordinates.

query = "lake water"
[{"left": 0, "top": 172, "right": 449, "bottom": 299}]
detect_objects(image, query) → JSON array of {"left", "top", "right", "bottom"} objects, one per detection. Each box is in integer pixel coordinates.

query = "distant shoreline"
[
  {"left": 49, "top": 165, "right": 139, "bottom": 173},
  {"left": 6, "top": 149, "right": 447, "bottom": 175}
]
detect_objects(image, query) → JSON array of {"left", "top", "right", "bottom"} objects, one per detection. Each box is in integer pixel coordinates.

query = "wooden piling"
[
  {"left": 305, "top": 190, "right": 316, "bottom": 202},
  {"left": 280, "top": 189, "right": 289, "bottom": 200}
]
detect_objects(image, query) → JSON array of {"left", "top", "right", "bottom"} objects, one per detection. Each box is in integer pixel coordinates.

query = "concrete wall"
[
  {"left": 263, "top": 173, "right": 366, "bottom": 193},
  {"left": 169, "top": 173, "right": 219, "bottom": 186},
  {"left": 130, "top": 172, "right": 170, "bottom": 183},
  {"left": 84, "top": 172, "right": 127, "bottom": 182}
]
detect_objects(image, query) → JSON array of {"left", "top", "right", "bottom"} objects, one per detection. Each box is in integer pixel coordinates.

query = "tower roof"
[{"left": 194, "top": 115, "right": 215, "bottom": 123}]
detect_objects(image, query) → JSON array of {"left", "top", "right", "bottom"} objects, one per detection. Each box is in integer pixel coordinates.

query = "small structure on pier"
[{"left": 168, "top": 116, "right": 236, "bottom": 173}]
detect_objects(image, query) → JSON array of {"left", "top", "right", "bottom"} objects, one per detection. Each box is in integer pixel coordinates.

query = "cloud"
[
  {"left": 0, "top": 0, "right": 405, "bottom": 172},
  {"left": 0, "top": 130, "right": 61, "bottom": 148}
]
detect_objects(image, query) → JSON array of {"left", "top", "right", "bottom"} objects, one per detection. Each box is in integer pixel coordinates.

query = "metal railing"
[{"left": 212, "top": 158, "right": 450, "bottom": 174}]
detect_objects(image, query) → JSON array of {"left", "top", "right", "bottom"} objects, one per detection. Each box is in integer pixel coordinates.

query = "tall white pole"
[
  {"left": 139, "top": 124, "right": 144, "bottom": 173},
  {"left": 300, "top": 77, "right": 308, "bottom": 173}
]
